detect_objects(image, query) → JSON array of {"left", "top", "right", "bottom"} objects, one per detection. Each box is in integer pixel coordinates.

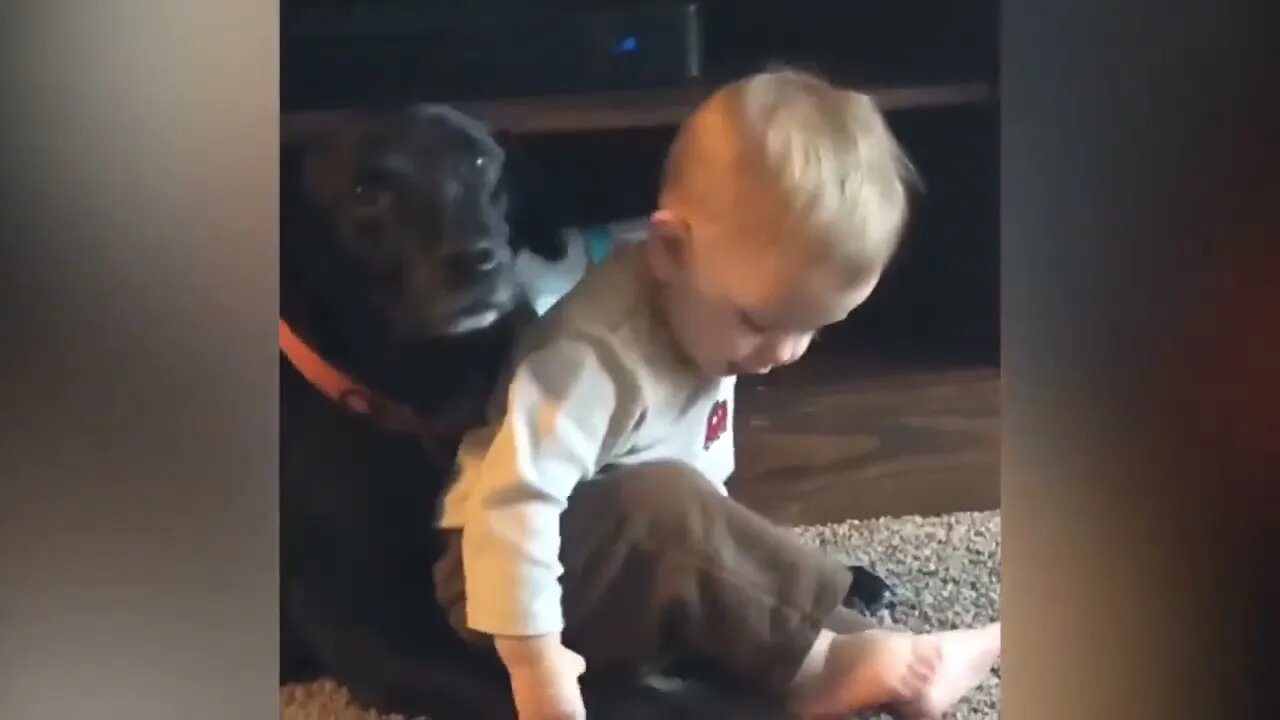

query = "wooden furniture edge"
[{"left": 282, "top": 81, "right": 994, "bottom": 140}]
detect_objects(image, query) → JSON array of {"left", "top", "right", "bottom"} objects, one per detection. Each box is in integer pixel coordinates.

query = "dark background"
[{"left": 281, "top": 1, "right": 996, "bottom": 102}]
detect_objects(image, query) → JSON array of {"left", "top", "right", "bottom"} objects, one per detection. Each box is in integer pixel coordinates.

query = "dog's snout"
[{"left": 447, "top": 245, "right": 501, "bottom": 276}]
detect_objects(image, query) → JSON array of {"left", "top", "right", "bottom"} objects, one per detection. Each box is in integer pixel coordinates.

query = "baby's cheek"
[{"left": 791, "top": 334, "right": 815, "bottom": 362}]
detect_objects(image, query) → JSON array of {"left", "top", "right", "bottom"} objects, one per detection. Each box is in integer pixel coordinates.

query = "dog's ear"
[
  {"left": 499, "top": 132, "right": 568, "bottom": 262},
  {"left": 283, "top": 112, "right": 377, "bottom": 208}
]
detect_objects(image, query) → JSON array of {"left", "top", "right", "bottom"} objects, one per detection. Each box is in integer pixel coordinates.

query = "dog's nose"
[{"left": 447, "top": 245, "right": 500, "bottom": 275}]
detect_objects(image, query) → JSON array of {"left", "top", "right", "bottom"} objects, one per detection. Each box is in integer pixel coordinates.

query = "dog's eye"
[{"left": 351, "top": 184, "right": 392, "bottom": 212}]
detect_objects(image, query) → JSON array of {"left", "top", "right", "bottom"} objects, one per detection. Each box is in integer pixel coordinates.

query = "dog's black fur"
[{"left": 280, "top": 104, "right": 562, "bottom": 717}]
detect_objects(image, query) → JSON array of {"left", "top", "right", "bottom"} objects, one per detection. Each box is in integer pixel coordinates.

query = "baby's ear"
[
  {"left": 649, "top": 209, "right": 682, "bottom": 235},
  {"left": 645, "top": 210, "right": 689, "bottom": 282}
]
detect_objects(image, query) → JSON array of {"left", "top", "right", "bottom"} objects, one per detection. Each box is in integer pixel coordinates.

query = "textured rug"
[{"left": 281, "top": 510, "right": 1001, "bottom": 719}]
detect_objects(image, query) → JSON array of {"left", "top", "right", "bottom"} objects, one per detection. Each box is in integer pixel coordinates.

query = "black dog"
[{"left": 279, "top": 104, "right": 564, "bottom": 717}]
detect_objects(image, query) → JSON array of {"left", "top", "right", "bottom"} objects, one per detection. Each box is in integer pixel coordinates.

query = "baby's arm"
[{"left": 461, "top": 337, "right": 637, "bottom": 691}]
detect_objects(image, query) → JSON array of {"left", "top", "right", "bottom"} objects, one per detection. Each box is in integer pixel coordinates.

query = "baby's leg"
[
  {"left": 551, "top": 461, "right": 868, "bottom": 692},
  {"left": 434, "top": 461, "right": 999, "bottom": 717}
]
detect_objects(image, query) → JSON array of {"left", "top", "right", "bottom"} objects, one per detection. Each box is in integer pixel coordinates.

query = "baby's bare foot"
[
  {"left": 897, "top": 622, "right": 1002, "bottom": 719},
  {"left": 793, "top": 622, "right": 1001, "bottom": 720},
  {"left": 793, "top": 629, "right": 938, "bottom": 718}
]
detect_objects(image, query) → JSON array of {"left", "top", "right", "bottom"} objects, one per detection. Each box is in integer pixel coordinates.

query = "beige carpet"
[{"left": 281, "top": 510, "right": 1002, "bottom": 719}]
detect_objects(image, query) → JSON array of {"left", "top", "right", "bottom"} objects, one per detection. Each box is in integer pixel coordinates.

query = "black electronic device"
[{"left": 283, "top": 2, "right": 703, "bottom": 112}]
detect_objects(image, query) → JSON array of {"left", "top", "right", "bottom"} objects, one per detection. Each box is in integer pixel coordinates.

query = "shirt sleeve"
[{"left": 460, "top": 338, "right": 636, "bottom": 637}]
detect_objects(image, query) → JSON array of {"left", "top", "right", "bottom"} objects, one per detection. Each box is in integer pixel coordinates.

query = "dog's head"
[{"left": 285, "top": 105, "right": 557, "bottom": 341}]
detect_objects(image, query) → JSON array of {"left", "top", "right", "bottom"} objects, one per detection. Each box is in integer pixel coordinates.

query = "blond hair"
[{"left": 661, "top": 67, "right": 918, "bottom": 277}]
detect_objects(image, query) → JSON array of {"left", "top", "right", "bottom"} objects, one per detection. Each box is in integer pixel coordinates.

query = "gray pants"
[{"left": 433, "top": 462, "right": 870, "bottom": 697}]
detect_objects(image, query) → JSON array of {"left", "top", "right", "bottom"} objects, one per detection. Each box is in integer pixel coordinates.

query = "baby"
[{"left": 433, "top": 68, "right": 1002, "bottom": 719}]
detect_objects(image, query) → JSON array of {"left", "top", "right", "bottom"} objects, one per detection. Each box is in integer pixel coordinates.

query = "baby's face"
[{"left": 650, "top": 213, "right": 880, "bottom": 378}]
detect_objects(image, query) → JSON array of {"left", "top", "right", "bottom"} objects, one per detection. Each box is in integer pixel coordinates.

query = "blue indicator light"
[{"left": 614, "top": 36, "right": 638, "bottom": 53}]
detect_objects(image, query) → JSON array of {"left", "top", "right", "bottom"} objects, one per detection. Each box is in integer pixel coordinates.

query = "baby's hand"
[{"left": 496, "top": 634, "right": 587, "bottom": 720}]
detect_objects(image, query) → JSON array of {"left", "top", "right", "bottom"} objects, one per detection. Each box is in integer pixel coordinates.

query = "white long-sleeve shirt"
[{"left": 437, "top": 243, "right": 736, "bottom": 637}]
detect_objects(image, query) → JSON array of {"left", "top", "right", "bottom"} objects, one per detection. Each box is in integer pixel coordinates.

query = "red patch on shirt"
[{"left": 704, "top": 399, "right": 730, "bottom": 450}]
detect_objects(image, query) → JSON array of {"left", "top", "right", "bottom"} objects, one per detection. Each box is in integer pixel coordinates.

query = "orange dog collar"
[{"left": 279, "top": 318, "right": 449, "bottom": 439}]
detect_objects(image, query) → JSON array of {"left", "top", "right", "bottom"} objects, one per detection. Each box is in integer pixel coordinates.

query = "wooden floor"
[{"left": 728, "top": 351, "right": 1001, "bottom": 527}]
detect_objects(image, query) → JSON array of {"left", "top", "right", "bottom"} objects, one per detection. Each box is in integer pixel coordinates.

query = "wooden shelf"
[{"left": 282, "top": 80, "right": 994, "bottom": 140}]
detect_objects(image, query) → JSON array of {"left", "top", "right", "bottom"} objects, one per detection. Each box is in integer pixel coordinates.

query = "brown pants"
[{"left": 433, "top": 462, "right": 871, "bottom": 696}]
